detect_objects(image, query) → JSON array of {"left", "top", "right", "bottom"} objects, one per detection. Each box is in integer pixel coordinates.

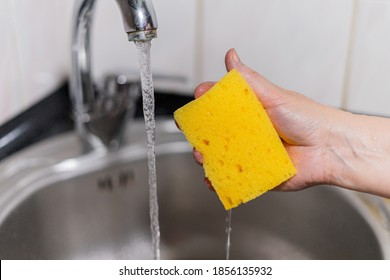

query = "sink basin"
[{"left": 0, "top": 119, "right": 389, "bottom": 259}]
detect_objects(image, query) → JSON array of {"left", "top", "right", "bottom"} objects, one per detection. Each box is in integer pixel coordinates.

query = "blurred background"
[{"left": 1, "top": 0, "right": 390, "bottom": 126}]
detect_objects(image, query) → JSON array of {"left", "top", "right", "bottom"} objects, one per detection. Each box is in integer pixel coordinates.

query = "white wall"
[
  {"left": 0, "top": 0, "right": 74, "bottom": 124},
  {"left": 344, "top": 0, "right": 390, "bottom": 115},
  {"left": 1, "top": 0, "right": 390, "bottom": 126}
]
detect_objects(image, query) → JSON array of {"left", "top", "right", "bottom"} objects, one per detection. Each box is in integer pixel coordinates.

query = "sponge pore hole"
[{"left": 226, "top": 197, "right": 233, "bottom": 206}]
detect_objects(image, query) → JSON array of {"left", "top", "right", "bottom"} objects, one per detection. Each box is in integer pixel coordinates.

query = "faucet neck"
[{"left": 71, "top": 0, "right": 96, "bottom": 115}]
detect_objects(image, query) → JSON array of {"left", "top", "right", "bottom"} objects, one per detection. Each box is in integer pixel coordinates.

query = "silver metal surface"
[
  {"left": 70, "top": 0, "right": 157, "bottom": 151},
  {"left": 0, "top": 120, "right": 389, "bottom": 259},
  {"left": 115, "top": 0, "right": 158, "bottom": 41}
]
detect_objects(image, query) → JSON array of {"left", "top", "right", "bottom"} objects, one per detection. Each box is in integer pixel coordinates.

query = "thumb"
[{"left": 224, "top": 48, "right": 285, "bottom": 109}]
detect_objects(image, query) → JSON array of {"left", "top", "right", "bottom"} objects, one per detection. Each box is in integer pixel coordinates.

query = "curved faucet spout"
[{"left": 70, "top": 0, "right": 157, "bottom": 152}]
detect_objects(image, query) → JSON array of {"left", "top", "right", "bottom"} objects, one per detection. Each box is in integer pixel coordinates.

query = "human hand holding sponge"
[
  {"left": 174, "top": 67, "right": 296, "bottom": 210},
  {"left": 175, "top": 48, "right": 390, "bottom": 205}
]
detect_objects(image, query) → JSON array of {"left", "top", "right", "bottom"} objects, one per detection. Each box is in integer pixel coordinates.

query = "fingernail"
[{"left": 232, "top": 48, "right": 241, "bottom": 64}]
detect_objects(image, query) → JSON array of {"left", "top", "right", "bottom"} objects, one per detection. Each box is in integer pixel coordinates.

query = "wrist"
[{"left": 326, "top": 112, "right": 390, "bottom": 197}]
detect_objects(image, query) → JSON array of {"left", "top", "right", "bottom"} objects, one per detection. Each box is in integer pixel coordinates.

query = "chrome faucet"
[{"left": 70, "top": 0, "right": 158, "bottom": 151}]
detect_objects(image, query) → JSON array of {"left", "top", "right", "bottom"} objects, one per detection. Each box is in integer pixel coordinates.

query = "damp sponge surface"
[{"left": 174, "top": 69, "right": 296, "bottom": 210}]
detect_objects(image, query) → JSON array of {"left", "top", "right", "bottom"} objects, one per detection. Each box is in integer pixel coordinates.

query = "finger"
[
  {"left": 224, "top": 48, "right": 285, "bottom": 109},
  {"left": 174, "top": 120, "right": 181, "bottom": 130},
  {"left": 204, "top": 177, "right": 215, "bottom": 192},
  {"left": 225, "top": 48, "right": 241, "bottom": 72},
  {"left": 193, "top": 148, "right": 204, "bottom": 165},
  {"left": 194, "top": 82, "right": 215, "bottom": 99}
]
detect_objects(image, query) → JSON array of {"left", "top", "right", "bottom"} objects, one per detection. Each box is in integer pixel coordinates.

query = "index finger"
[{"left": 194, "top": 82, "right": 215, "bottom": 99}]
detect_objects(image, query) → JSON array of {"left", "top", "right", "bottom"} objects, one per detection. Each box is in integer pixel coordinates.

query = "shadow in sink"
[{"left": 0, "top": 120, "right": 389, "bottom": 259}]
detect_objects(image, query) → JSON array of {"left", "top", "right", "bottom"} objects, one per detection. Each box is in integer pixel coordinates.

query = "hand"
[{"left": 194, "top": 49, "right": 390, "bottom": 198}]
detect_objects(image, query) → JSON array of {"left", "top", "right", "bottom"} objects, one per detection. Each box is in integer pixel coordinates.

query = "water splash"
[{"left": 135, "top": 40, "right": 160, "bottom": 260}]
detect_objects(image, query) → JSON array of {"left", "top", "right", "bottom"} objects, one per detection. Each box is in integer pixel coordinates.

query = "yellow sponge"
[{"left": 174, "top": 69, "right": 296, "bottom": 210}]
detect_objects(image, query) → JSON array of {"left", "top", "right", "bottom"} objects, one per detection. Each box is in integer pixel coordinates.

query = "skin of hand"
[{"left": 194, "top": 48, "right": 390, "bottom": 198}]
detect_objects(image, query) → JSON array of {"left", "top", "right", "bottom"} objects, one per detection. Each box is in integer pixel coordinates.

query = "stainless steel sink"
[{"left": 0, "top": 119, "right": 389, "bottom": 259}]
